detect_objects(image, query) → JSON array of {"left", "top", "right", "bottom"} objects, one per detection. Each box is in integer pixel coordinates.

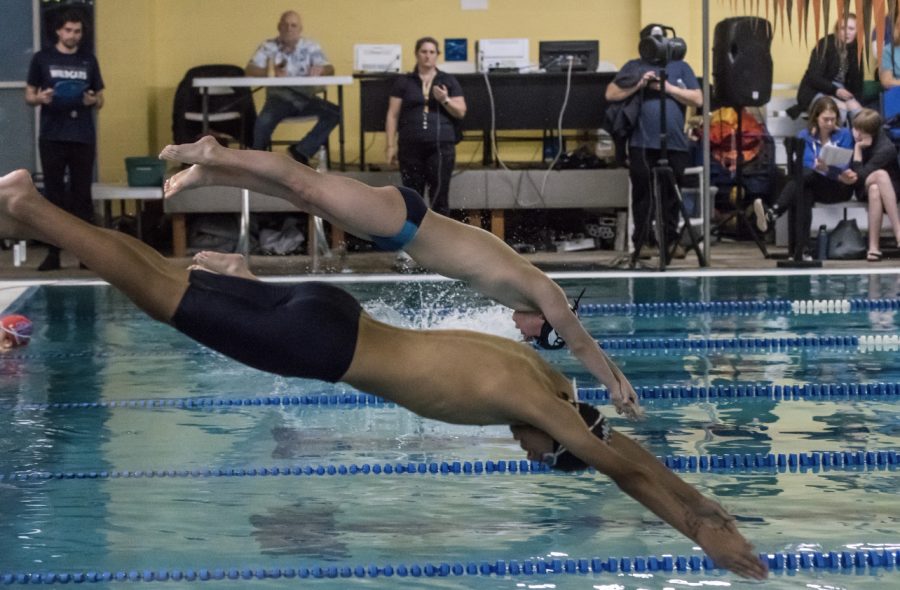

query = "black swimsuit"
[
  {"left": 371, "top": 186, "right": 428, "bottom": 251},
  {"left": 172, "top": 271, "right": 361, "bottom": 382}
]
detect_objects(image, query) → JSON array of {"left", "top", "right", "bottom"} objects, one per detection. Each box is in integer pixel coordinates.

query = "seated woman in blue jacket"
[
  {"left": 754, "top": 97, "right": 855, "bottom": 259},
  {"left": 846, "top": 108, "right": 900, "bottom": 261}
]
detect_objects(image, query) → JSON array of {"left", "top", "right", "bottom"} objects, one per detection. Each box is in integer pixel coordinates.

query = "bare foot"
[
  {"left": 0, "top": 170, "right": 45, "bottom": 241},
  {"left": 159, "top": 135, "right": 223, "bottom": 166},
  {"left": 192, "top": 251, "right": 257, "bottom": 280},
  {"left": 164, "top": 164, "right": 214, "bottom": 198}
]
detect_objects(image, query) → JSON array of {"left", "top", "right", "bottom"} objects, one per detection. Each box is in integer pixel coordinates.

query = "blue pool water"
[{"left": 0, "top": 272, "right": 898, "bottom": 589}]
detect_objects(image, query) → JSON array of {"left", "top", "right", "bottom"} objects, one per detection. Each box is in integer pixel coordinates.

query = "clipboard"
[{"left": 819, "top": 144, "right": 853, "bottom": 167}]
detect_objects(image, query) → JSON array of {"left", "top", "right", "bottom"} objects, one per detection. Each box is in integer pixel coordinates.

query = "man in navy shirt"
[
  {"left": 605, "top": 25, "right": 701, "bottom": 262},
  {"left": 25, "top": 8, "right": 104, "bottom": 271}
]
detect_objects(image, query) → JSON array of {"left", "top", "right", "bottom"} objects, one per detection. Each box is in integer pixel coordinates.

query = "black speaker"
[
  {"left": 40, "top": 0, "right": 95, "bottom": 54},
  {"left": 713, "top": 17, "right": 772, "bottom": 107}
]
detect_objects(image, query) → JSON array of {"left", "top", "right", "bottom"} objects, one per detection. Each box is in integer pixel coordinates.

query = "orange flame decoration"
[
  {"left": 723, "top": 0, "right": 896, "bottom": 64},
  {"left": 708, "top": 108, "right": 766, "bottom": 172},
  {"left": 813, "top": 0, "right": 822, "bottom": 44}
]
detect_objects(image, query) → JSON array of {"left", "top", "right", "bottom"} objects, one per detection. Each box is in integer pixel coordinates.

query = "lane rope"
[
  {"left": 577, "top": 297, "right": 900, "bottom": 317},
  {"left": 8, "top": 334, "right": 898, "bottom": 362},
  {"left": 1, "top": 449, "right": 894, "bottom": 482},
  {"left": 0, "top": 548, "right": 897, "bottom": 584},
  {"left": 5, "top": 380, "right": 899, "bottom": 413}
]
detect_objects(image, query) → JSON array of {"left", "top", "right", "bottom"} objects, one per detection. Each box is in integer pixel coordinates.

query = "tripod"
[
  {"left": 630, "top": 67, "right": 707, "bottom": 270},
  {"left": 710, "top": 107, "right": 769, "bottom": 257}
]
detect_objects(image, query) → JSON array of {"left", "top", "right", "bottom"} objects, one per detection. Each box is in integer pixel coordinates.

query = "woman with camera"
[{"left": 604, "top": 24, "right": 702, "bottom": 260}]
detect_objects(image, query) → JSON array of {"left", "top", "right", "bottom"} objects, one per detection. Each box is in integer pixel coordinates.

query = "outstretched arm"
[
  {"left": 527, "top": 399, "right": 767, "bottom": 580},
  {"left": 407, "top": 216, "right": 642, "bottom": 419},
  {"left": 526, "top": 271, "right": 642, "bottom": 419}
]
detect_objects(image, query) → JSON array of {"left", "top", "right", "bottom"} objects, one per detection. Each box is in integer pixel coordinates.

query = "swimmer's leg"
[
  {"left": 160, "top": 136, "right": 408, "bottom": 238},
  {"left": 192, "top": 251, "right": 257, "bottom": 280},
  {"left": 0, "top": 170, "right": 188, "bottom": 322}
]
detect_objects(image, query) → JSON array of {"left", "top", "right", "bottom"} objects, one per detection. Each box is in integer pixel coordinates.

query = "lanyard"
[{"left": 421, "top": 75, "right": 434, "bottom": 129}]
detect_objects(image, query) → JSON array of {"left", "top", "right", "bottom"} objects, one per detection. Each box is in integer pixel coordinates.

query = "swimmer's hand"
[
  {"left": 695, "top": 512, "right": 768, "bottom": 579},
  {"left": 609, "top": 381, "right": 643, "bottom": 421},
  {"left": 685, "top": 497, "right": 767, "bottom": 580}
]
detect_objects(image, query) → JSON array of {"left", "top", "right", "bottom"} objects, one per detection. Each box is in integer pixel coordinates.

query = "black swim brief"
[
  {"left": 171, "top": 271, "right": 362, "bottom": 382},
  {"left": 371, "top": 186, "right": 428, "bottom": 251}
]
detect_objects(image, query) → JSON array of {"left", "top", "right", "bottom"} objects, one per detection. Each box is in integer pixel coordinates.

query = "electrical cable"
[{"left": 540, "top": 55, "right": 575, "bottom": 198}]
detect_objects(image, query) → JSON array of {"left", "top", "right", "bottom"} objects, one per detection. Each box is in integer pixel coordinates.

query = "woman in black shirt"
[
  {"left": 847, "top": 109, "right": 900, "bottom": 261},
  {"left": 796, "top": 13, "right": 863, "bottom": 122},
  {"left": 385, "top": 37, "right": 466, "bottom": 216}
]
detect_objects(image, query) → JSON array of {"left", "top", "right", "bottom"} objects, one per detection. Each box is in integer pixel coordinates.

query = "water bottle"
[{"left": 816, "top": 225, "right": 829, "bottom": 260}]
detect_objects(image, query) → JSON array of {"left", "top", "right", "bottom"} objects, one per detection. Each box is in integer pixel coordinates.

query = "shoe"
[
  {"left": 37, "top": 251, "right": 60, "bottom": 271},
  {"left": 867, "top": 250, "right": 883, "bottom": 262},
  {"left": 288, "top": 144, "right": 309, "bottom": 166},
  {"left": 753, "top": 198, "right": 776, "bottom": 233}
]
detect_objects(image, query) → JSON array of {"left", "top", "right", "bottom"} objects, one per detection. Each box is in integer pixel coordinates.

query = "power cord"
[{"left": 540, "top": 55, "right": 575, "bottom": 198}]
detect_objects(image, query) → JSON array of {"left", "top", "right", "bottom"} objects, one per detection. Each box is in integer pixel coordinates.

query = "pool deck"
[{"left": 0, "top": 239, "right": 895, "bottom": 281}]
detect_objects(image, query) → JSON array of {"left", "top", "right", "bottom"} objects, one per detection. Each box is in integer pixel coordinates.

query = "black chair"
[
  {"left": 775, "top": 135, "right": 823, "bottom": 266},
  {"left": 172, "top": 64, "right": 256, "bottom": 147}
]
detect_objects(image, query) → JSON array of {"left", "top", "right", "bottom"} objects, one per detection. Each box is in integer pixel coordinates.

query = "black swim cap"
[
  {"left": 534, "top": 289, "right": 586, "bottom": 351},
  {"left": 536, "top": 320, "right": 565, "bottom": 350},
  {"left": 546, "top": 402, "right": 611, "bottom": 472}
]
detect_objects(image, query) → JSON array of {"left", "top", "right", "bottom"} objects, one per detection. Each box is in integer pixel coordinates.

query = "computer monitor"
[{"left": 539, "top": 40, "right": 599, "bottom": 72}]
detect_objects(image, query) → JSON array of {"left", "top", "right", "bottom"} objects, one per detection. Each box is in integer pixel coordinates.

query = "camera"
[{"left": 638, "top": 24, "right": 687, "bottom": 65}]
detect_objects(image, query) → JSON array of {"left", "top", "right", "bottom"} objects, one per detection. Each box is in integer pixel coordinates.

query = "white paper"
[
  {"left": 462, "top": 0, "right": 488, "bottom": 9},
  {"left": 819, "top": 144, "right": 853, "bottom": 167}
]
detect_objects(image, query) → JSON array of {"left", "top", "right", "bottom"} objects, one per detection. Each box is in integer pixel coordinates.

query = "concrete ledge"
[
  {"left": 448, "top": 168, "right": 629, "bottom": 210},
  {"left": 162, "top": 168, "right": 629, "bottom": 213},
  {"left": 92, "top": 183, "right": 163, "bottom": 200},
  {"left": 163, "top": 185, "right": 300, "bottom": 214},
  {"left": 163, "top": 168, "right": 630, "bottom": 256}
]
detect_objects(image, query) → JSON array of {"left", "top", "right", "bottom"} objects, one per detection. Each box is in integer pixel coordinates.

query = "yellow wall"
[{"left": 93, "top": 0, "right": 864, "bottom": 182}]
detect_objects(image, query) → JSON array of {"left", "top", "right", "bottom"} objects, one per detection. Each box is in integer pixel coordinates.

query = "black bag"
[
  {"left": 827, "top": 218, "right": 866, "bottom": 260},
  {"left": 602, "top": 95, "right": 641, "bottom": 166}
]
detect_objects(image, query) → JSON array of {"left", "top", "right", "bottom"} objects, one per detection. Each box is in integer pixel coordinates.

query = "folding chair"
[{"left": 172, "top": 64, "right": 257, "bottom": 147}]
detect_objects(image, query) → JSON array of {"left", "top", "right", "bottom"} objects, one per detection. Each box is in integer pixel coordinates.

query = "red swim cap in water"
[{"left": 0, "top": 314, "right": 32, "bottom": 347}]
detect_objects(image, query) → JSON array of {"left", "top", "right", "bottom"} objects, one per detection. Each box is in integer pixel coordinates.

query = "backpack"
[{"left": 827, "top": 219, "right": 866, "bottom": 260}]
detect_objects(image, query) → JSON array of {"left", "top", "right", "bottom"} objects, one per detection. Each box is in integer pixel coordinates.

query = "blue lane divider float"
[
  {"left": 596, "top": 334, "right": 858, "bottom": 353},
  {"left": 0, "top": 334, "right": 868, "bottom": 364},
  {"left": 0, "top": 549, "right": 896, "bottom": 584},
  {"left": 0, "top": 349, "right": 216, "bottom": 361},
  {"left": 0, "top": 449, "right": 894, "bottom": 483},
  {"left": 577, "top": 297, "right": 900, "bottom": 317},
  {"left": 5, "top": 380, "right": 899, "bottom": 413},
  {"left": 577, "top": 381, "right": 900, "bottom": 403},
  {"left": 578, "top": 299, "right": 794, "bottom": 316}
]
